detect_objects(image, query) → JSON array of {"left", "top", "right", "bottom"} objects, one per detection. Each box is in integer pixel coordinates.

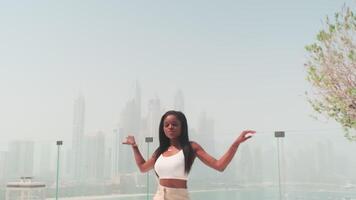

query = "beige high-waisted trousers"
[{"left": 153, "top": 184, "right": 190, "bottom": 200}]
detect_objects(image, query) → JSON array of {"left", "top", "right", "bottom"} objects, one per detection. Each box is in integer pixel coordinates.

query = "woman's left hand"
[{"left": 235, "top": 130, "right": 256, "bottom": 145}]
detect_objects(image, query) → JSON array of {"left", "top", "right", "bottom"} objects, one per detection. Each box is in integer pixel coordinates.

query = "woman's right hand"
[{"left": 122, "top": 135, "right": 137, "bottom": 147}]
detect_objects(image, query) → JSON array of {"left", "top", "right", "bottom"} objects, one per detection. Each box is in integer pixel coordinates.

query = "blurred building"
[
  {"left": 144, "top": 97, "right": 162, "bottom": 150},
  {"left": 84, "top": 132, "right": 106, "bottom": 182},
  {"left": 72, "top": 94, "right": 85, "bottom": 181},
  {"left": 103, "top": 128, "right": 126, "bottom": 181},
  {"left": 38, "top": 142, "right": 52, "bottom": 178},
  {"left": 174, "top": 90, "right": 185, "bottom": 112},
  {"left": 108, "top": 129, "right": 120, "bottom": 179},
  {"left": 119, "top": 82, "right": 142, "bottom": 173},
  {"left": 5, "top": 177, "right": 46, "bottom": 200},
  {"left": 189, "top": 112, "right": 216, "bottom": 183},
  {"left": 197, "top": 111, "right": 215, "bottom": 155},
  {"left": 0, "top": 151, "right": 8, "bottom": 182},
  {"left": 7, "top": 140, "right": 34, "bottom": 179},
  {"left": 120, "top": 81, "right": 142, "bottom": 136}
]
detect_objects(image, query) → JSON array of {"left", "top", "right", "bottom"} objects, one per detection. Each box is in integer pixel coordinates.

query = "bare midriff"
[{"left": 159, "top": 179, "right": 187, "bottom": 188}]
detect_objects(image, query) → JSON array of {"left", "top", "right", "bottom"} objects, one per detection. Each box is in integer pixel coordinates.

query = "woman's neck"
[{"left": 169, "top": 139, "right": 180, "bottom": 148}]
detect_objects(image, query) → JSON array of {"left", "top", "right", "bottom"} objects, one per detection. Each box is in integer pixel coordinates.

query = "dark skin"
[{"left": 123, "top": 114, "right": 255, "bottom": 188}]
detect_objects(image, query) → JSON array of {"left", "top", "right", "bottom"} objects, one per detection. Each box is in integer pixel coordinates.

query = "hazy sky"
[{"left": 1, "top": 1, "right": 353, "bottom": 146}]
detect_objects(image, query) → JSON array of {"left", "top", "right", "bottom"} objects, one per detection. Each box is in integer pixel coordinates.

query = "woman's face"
[{"left": 163, "top": 114, "right": 182, "bottom": 139}]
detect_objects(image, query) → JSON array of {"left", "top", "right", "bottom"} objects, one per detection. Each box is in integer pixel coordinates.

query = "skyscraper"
[
  {"left": 38, "top": 142, "right": 51, "bottom": 177},
  {"left": 146, "top": 98, "right": 161, "bottom": 137},
  {"left": 197, "top": 111, "right": 215, "bottom": 155},
  {"left": 120, "top": 82, "right": 141, "bottom": 135},
  {"left": 83, "top": 132, "right": 105, "bottom": 182},
  {"left": 119, "top": 82, "right": 142, "bottom": 173},
  {"left": 174, "top": 90, "right": 184, "bottom": 112},
  {"left": 0, "top": 151, "right": 7, "bottom": 182},
  {"left": 134, "top": 81, "right": 141, "bottom": 124},
  {"left": 72, "top": 94, "right": 85, "bottom": 181},
  {"left": 235, "top": 142, "right": 253, "bottom": 184},
  {"left": 110, "top": 129, "right": 121, "bottom": 179},
  {"left": 7, "top": 140, "right": 34, "bottom": 178},
  {"left": 143, "top": 97, "right": 161, "bottom": 154},
  {"left": 189, "top": 112, "right": 216, "bottom": 182},
  {"left": 252, "top": 146, "right": 264, "bottom": 183}
]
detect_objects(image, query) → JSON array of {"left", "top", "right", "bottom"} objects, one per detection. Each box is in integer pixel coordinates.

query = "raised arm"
[
  {"left": 122, "top": 135, "right": 157, "bottom": 173},
  {"left": 192, "top": 130, "right": 255, "bottom": 172}
]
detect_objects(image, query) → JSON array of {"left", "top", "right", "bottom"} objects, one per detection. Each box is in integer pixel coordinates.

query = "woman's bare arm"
[
  {"left": 192, "top": 130, "right": 255, "bottom": 172},
  {"left": 123, "top": 135, "right": 157, "bottom": 173}
]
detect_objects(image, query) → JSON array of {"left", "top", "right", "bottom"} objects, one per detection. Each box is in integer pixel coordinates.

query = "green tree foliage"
[{"left": 305, "top": 5, "right": 356, "bottom": 140}]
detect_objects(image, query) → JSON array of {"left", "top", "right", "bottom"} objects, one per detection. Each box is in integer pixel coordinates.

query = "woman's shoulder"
[{"left": 189, "top": 141, "right": 202, "bottom": 150}]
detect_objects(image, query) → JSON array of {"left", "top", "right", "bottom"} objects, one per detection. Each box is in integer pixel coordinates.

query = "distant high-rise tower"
[
  {"left": 38, "top": 143, "right": 51, "bottom": 177},
  {"left": 119, "top": 82, "right": 142, "bottom": 173},
  {"left": 144, "top": 97, "right": 162, "bottom": 151},
  {"left": 83, "top": 132, "right": 105, "bottom": 181},
  {"left": 7, "top": 140, "right": 34, "bottom": 178},
  {"left": 134, "top": 81, "right": 141, "bottom": 121},
  {"left": 110, "top": 129, "right": 121, "bottom": 179},
  {"left": 0, "top": 151, "right": 8, "bottom": 181},
  {"left": 174, "top": 90, "right": 184, "bottom": 112},
  {"left": 252, "top": 146, "right": 264, "bottom": 183},
  {"left": 72, "top": 94, "right": 85, "bottom": 180},
  {"left": 197, "top": 112, "right": 215, "bottom": 154},
  {"left": 146, "top": 97, "right": 161, "bottom": 137},
  {"left": 235, "top": 143, "right": 253, "bottom": 184},
  {"left": 120, "top": 81, "right": 142, "bottom": 135}
]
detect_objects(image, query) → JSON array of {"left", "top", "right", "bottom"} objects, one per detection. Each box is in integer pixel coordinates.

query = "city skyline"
[
  {"left": 0, "top": 88, "right": 355, "bottom": 198},
  {"left": 0, "top": 80, "right": 348, "bottom": 149}
]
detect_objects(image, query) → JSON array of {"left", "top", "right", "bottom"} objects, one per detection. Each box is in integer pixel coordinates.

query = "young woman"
[{"left": 123, "top": 110, "right": 255, "bottom": 200}]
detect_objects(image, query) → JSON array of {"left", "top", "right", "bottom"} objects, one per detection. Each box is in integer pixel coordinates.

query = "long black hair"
[{"left": 154, "top": 110, "right": 195, "bottom": 173}]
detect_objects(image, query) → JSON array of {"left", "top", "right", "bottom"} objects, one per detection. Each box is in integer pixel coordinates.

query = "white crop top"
[{"left": 154, "top": 150, "right": 188, "bottom": 180}]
